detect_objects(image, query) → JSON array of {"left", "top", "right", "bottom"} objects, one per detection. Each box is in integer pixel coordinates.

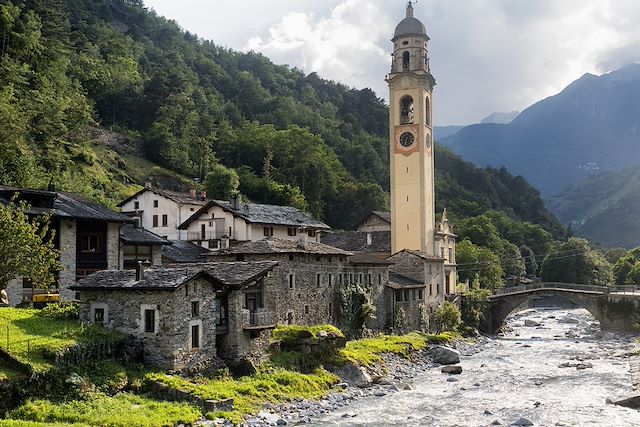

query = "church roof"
[{"left": 393, "top": 2, "right": 428, "bottom": 40}]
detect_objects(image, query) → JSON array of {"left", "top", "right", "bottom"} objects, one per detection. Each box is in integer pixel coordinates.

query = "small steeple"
[
  {"left": 406, "top": 1, "right": 414, "bottom": 18},
  {"left": 440, "top": 208, "right": 448, "bottom": 223}
]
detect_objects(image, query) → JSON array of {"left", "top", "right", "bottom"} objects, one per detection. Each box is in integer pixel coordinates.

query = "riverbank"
[{"left": 240, "top": 336, "right": 488, "bottom": 426}]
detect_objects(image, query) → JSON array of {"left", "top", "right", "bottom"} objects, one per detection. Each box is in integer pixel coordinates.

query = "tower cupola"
[{"left": 393, "top": 1, "right": 428, "bottom": 41}]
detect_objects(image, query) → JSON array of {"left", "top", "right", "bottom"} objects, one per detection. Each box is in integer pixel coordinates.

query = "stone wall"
[
  {"left": 78, "top": 276, "right": 217, "bottom": 370},
  {"left": 106, "top": 223, "right": 121, "bottom": 270},
  {"left": 5, "top": 279, "right": 22, "bottom": 307},
  {"left": 58, "top": 219, "right": 77, "bottom": 301}
]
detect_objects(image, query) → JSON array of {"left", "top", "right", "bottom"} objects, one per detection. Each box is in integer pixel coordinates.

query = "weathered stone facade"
[
  {"left": 78, "top": 276, "right": 217, "bottom": 370},
  {"left": 58, "top": 219, "right": 77, "bottom": 301}
]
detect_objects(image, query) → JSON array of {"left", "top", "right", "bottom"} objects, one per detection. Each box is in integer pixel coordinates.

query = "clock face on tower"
[{"left": 399, "top": 131, "right": 415, "bottom": 147}]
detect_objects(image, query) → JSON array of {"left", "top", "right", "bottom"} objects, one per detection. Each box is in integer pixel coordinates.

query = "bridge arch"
[{"left": 483, "top": 288, "right": 605, "bottom": 334}]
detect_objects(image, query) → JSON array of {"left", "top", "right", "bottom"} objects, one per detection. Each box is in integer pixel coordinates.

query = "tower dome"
[{"left": 393, "top": 2, "right": 427, "bottom": 40}]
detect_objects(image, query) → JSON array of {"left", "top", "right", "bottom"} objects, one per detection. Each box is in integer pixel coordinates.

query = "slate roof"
[
  {"left": 348, "top": 253, "right": 393, "bottom": 265},
  {"left": 117, "top": 187, "right": 208, "bottom": 208},
  {"left": 0, "top": 186, "right": 132, "bottom": 223},
  {"left": 162, "top": 240, "right": 213, "bottom": 263},
  {"left": 71, "top": 261, "right": 279, "bottom": 291},
  {"left": 179, "top": 200, "right": 330, "bottom": 230},
  {"left": 120, "top": 224, "right": 171, "bottom": 246},
  {"left": 395, "top": 249, "right": 444, "bottom": 262},
  {"left": 209, "top": 237, "right": 352, "bottom": 256},
  {"left": 321, "top": 231, "right": 391, "bottom": 254},
  {"left": 388, "top": 272, "right": 424, "bottom": 289}
]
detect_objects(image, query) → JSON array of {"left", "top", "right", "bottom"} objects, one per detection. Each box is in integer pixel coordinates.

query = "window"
[
  {"left": 418, "top": 289, "right": 424, "bottom": 300},
  {"left": 430, "top": 283, "right": 433, "bottom": 296},
  {"left": 395, "top": 290, "right": 403, "bottom": 302},
  {"left": 358, "top": 273, "right": 363, "bottom": 283},
  {"left": 404, "top": 290, "right": 409, "bottom": 301},
  {"left": 400, "top": 95, "right": 414, "bottom": 124},
  {"left": 153, "top": 200, "right": 158, "bottom": 208},
  {"left": 162, "top": 214, "right": 168, "bottom": 227},
  {"left": 191, "top": 324, "right": 200, "bottom": 349},
  {"left": 123, "top": 245, "right": 152, "bottom": 269},
  {"left": 448, "top": 248, "right": 453, "bottom": 262},
  {"left": 236, "top": 254, "right": 245, "bottom": 261},
  {"left": 263, "top": 226, "right": 273, "bottom": 237},
  {"left": 378, "top": 274, "right": 382, "bottom": 284},
  {"left": 152, "top": 215, "right": 159, "bottom": 227},
  {"left": 437, "top": 283, "right": 441, "bottom": 295},
  {"left": 308, "top": 229, "right": 317, "bottom": 238},
  {"left": 287, "top": 227, "right": 297, "bottom": 236},
  {"left": 191, "top": 301, "right": 200, "bottom": 317},
  {"left": 190, "top": 207, "right": 195, "bottom": 211},
  {"left": 134, "top": 201, "right": 139, "bottom": 210},
  {"left": 80, "top": 234, "right": 102, "bottom": 253},
  {"left": 328, "top": 275, "right": 333, "bottom": 286},
  {"left": 94, "top": 308, "right": 104, "bottom": 324},
  {"left": 402, "top": 51, "right": 410, "bottom": 70},
  {"left": 425, "top": 96, "right": 431, "bottom": 127},
  {"left": 215, "top": 296, "right": 228, "bottom": 327},
  {"left": 288, "top": 255, "right": 294, "bottom": 261},
  {"left": 144, "top": 309, "right": 155, "bottom": 333},
  {"left": 304, "top": 305, "right": 309, "bottom": 315},
  {"left": 328, "top": 303, "right": 333, "bottom": 317},
  {"left": 288, "top": 274, "right": 295, "bottom": 289},
  {"left": 245, "top": 290, "right": 263, "bottom": 311},
  {"left": 316, "top": 274, "right": 321, "bottom": 287}
]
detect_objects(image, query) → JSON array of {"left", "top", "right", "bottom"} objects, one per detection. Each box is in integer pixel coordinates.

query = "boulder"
[
  {"left": 524, "top": 319, "right": 541, "bottom": 327},
  {"left": 334, "top": 363, "right": 373, "bottom": 388},
  {"left": 610, "top": 395, "right": 640, "bottom": 408},
  {"left": 441, "top": 365, "right": 463, "bottom": 375},
  {"left": 511, "top": 417, "right": 534, "bottom": 426},
  {"left": 432, "top": 346, "right": 461, "bottom": 365}
]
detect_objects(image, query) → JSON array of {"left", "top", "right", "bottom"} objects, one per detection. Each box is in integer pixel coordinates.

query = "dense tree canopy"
[{"left": 540, "top": 238, "right": 613, "bottom": 286}]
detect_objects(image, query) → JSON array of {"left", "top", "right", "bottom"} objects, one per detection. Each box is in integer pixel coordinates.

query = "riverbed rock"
[
  {"left": 441, "top": 365, "right": 463, "bottom": 375},
  {"left": 610, "top": 395, "right": 640, "bottom": 408},
  {"left": 432, "top": 346, "right": 461, "bottom": 365},
  {"left": 446, "top": 377, "right": 458, "bottom": 382},
  {"left": 334, "top": 363, "right": 373, "bottom": 388},
  {"left": 511, "top": 417, "right": 534, "bottom": 426},
  {"left": 524, "top": 319, "right": 541, "bottom": 327},
  {"left": 401, "top": 383, "right": 414, "bottom": 390},
  {"left": 490, "top": 420, "right": 502, "bottom": 425},
  {"left": 576, "top": 363, "right": 593, "bottom": 370}
]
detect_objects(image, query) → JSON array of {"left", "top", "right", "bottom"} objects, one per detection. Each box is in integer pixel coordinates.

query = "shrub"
[
  {"left": 271, "top": 325, "right": 343, "bottom": 344},
  {"left": 434, "top": 302, "right": 461, "bottom": 333},
  {"left": 38, "top": 303, "right": 79, "bottom": 320}
]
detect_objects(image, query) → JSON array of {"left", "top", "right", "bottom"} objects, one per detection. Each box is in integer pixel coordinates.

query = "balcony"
[
  {"left": 185, "top": 230, "right": 234, "bottom": 241},
  {"left": 241, "top": 310, "right": 276, "bottom": 330}
]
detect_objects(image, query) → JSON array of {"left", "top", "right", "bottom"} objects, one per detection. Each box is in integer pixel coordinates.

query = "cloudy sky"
[{"left": 144, "top": 0, "right": 640, "bottom": 125}]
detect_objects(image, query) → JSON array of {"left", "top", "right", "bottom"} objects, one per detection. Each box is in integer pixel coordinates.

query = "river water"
[{"left": 313, "top": 307, "right": 640, "bottom": 426}]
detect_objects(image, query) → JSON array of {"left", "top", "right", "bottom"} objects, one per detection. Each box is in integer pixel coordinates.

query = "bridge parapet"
[{"left": 492, "top": 282, "right": 608, "bottom": 297}]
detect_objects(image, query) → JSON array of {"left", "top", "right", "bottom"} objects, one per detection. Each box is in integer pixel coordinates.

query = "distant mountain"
[
  {"left": 440, "top": 64, "right": 640, "bottom": 196},
  {"left": 480, "top": 111, "right": 519, "bottom": 124},
  {"left": 546, "top": 166, "right": 640, "bottom": 248},
  {"left": 434, "top": 125, "right": 465, "bottom": 140}
]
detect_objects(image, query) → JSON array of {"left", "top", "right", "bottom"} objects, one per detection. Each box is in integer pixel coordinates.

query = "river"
[{"left": 312, "top": 307, "right": 640, "bottom": 426}]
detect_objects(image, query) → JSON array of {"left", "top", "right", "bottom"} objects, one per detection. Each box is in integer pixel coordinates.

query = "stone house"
[
  {"left": 118, "top": 186, "right": 208, "bottom": 241},
  {"left": 208, "top": 238, "right": 393, "bottom": 331},
  {"left": 162, "top": 240, "right": 213, "bottom": 264},
  {"left": 0, "top": 186, "right": 131, "bottom": 305},
  {"left": 321, "top": 230, "right": 391, "bottom": 262},
  {"left": 177, "top": 196, "right": 331, "bottom": 250},
  {"left": 120, "top": 224, "right": 170, "bottom": 268},
  {"left": 72, "top": 261, "right": 279, "bottom": 369}
]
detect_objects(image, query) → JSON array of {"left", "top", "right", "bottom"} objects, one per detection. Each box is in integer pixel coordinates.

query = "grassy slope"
[{"left": 0, "top": 308, "right": 122, "bottom": 372}]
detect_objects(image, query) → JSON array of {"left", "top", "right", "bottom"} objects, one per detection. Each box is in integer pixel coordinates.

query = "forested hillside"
[{"left": 0, "top": 0, "right": 564, "bottom": 234}]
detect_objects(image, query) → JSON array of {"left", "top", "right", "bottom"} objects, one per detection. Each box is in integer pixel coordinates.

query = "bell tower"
[{"left": 387, "top": 1, "right": 436, "bottom": 255}]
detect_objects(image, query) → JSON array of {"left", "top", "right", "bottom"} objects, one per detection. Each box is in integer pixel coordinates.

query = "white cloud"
[{"left": 145, "top": 0, "right": 640, "bottom": 124}]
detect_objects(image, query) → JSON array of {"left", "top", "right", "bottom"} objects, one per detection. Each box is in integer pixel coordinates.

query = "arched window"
[
  {"left": 402, "top": 51, "right": 410, "bottom": 71},
  {"left": 425, "top": 96, "right": 431, "bottom": 127},
  {"left": 400, "top": 95, "right": 414, "bottom": 124}
]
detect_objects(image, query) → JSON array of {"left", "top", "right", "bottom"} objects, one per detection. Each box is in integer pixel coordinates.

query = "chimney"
[
  {"left": 200, "top": 190, "right": 207, "bottom": 201},
  {"left": 47, "top": 178, "right": 55, "bottom": 192},
  {"left": 144, "top": 181, "right": 152, "bottom": 189},
  {"left": 230, "top": 194, "right": 240, "bottom": 210},
  {"left": 190, "top": 188, "right": 197, "bottom": 199},
  {"left": 366, "top": 233, "right": 372, "bottom": 246},
  {"left": 135, "top": 261, "right": 146, "bottom": 281},
  {"left": 243, "top": 204, "right": 249, "bottom": 214},
  {"left": 220, "top": 235, "right": 230, "bottom": 250}
]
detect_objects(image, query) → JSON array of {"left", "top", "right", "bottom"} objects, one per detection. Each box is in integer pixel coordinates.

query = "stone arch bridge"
[{"left": 481, "top": 282, "right": 640, "bottom": 334}]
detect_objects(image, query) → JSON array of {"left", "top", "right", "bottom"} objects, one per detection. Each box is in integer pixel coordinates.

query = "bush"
[
  {"left": 434, "top": 302, "right": 461, "bottom": 333},
  {"left": 271, "top": 325, "right": 343, "bottom": 344},
  {"left": 38, "top": 303, "right": 79, "bottom": 320}
]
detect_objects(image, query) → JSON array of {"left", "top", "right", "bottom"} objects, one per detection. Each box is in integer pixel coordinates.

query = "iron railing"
[{"left": 241, "top": 310, "right": 276, "bottom": 329}]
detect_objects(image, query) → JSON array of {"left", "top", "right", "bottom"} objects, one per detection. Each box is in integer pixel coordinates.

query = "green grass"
[
  {"left": 271, "top": 324, "right": 344, "bottom": 344},
  {"left": 339, "top": 332, "right": 455, "bottom": 366},
  {"left": 6, "top": 393, "right": 201, "bottom": 427},
  {"left": 147, "top": 367, "right": 339, "bottom": 425},
  {"left": 0, "top": 308, "right": 123, "bottom": 371},
  {"left": 0, "top": 421, "right": 90, "bottom": 427}
]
